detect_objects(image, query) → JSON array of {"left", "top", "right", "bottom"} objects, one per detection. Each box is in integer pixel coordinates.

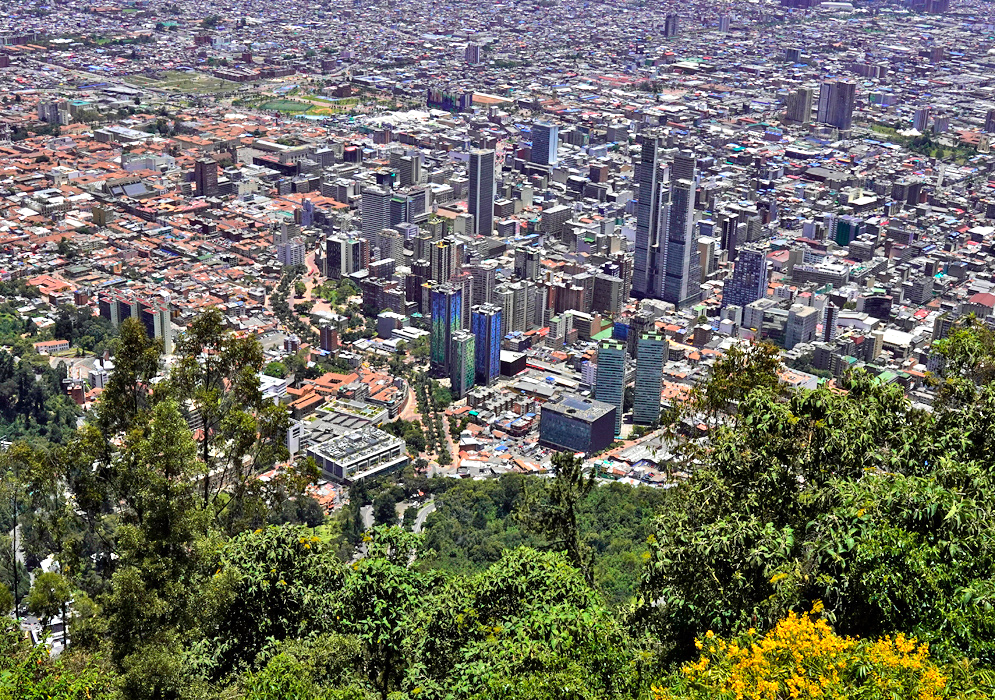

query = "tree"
[
  {"left": 264, "top": 361, "right": 288, "bottom": 379},
  {"left": 519, "top": 452, "right": 596, "bottom": 585},
  {"left": 170, "top": 309, "right": 296, "bottom": 532},
  {"left": 95, "top": 317, "right": 160, "bottom": 437},
  {"left": 203, "top": 524, "right": 346, "bottom": 678},
  {"left": 27, "top": 571, "right": 72, "bottom": 633},
  {"left": 0, "top": 581, "right": 12, "bottom": 616},
  {"left": 335, "top": 526, "right": 424, "bottom": 700}
]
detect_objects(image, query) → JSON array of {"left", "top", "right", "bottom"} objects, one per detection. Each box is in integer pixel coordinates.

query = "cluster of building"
[{"left": 2, "top": 1, "right": 995, "bottom": 484}]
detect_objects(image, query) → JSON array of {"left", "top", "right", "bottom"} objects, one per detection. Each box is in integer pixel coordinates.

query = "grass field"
[
  {"left": 125, "top": 71, "right": 239, "bottom": 94},
  {"left": 259, "top": 99, "right": 312, "bottom": 112}
]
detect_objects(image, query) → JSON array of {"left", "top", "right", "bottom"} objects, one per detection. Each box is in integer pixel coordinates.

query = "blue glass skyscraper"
[
  {"left": 471, "top": 303, "right": 502, "bottom": 386},
  {"left": 431, "top": 284, "right": 462, "bottom": 376}
]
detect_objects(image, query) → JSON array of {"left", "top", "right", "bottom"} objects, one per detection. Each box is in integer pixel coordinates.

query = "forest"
[{"left": 4, "top": 313, "right": 995, "bottom": 700}]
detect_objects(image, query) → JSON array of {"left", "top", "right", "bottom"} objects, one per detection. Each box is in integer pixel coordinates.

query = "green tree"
[
  {"left": 170, "top": 309, "right": 296, "bottom": 532},
  {"left": 336, "top": 526, "right": 424, "bottom": 700},
  {"left": 27, "top": 570, "right": 72, "bottom": 632},
  {"left": 519, "top": 452, "right": 596, "bottom": 585},
  {"left": 264, "top": 361, "right": 288, "bottom": 379}
]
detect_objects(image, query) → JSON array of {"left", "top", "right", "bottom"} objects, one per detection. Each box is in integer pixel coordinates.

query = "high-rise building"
[
  {"left": 468, "top": 149, "right": 495, "bottom": 236},
  {"left": 471, "top": 304, "right": 502, "bottom": 386},
  {"left": 194, "top": 158, "right": 218, "bottom": 198},
  {"left": 722, "top": 247, "right": 769, "bottom": 309},
  {"left": 514, "top": 246, "right": 541, "bottom": 281},
  {"left": 450, "top": 330, "right": 475, "bottom": 399},
  {"left": 140, "top": 301, "right": 173, "bottom": 355},
  {"left": 430, "top": 237, "right": 461, "bottom": 283},
  {"left": 633, "top": 132, "right": 666, "bottom": 299},
  {"left": 325, "top": 234, "right": 366, "bottom": 279},
  {"left": 985, "top": 109, "right": 995, "bottom": 134},
  {"left": 361, "top": 186, "right": 391, "bottom": 240},
  {"left": 663, "top": 13, "right": 680, "bottom": 37},
  {"left": 430, "top": 284, "right": 462, "bottom": 376},
  {"left": 594, "top": 340, "right": 626, "bottom": 436},
  {"left": 530, "top": 122, "right": 559, "bottom": 166},
  {"left": 786, "top": 87, "right": 813, "bottom": 125},
  {"left": 663, "top": 153, "right": 701, "bottom": 309},
  {"left": 718, "top": 14, "right": 731, "bottom": 32},
  {"left": 319, "top": 322, "right": 339, "bottom": 353},
  {"left": 539, "top": 394, "right": 617, "bottom": 454},
  {"left": 275, "top": 221, "right": 305, "bottom": 267},
  {"left": 375, "top": 227, "right": 405, "bottom": 267},
  {"left": 465, "top": 43, "right": 480, "bottom": 64},
  {"left": 785, "top": 305, "right": 819, "bottom": 350},
  {"left": 633, "top": 333, "right": 667, "bottom": 425},
  {"left": 816, "top": 80, "right": 857, "bottom": 130},
  {"left": 823, "top": 302, "right": 839, "bottom": 342},
  {"left": 913, "top": 106, "right": 931, "bottom": 132}
]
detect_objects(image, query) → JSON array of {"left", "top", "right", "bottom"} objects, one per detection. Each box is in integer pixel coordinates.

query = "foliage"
[
  {"left": 0, "top": 620, "right": 115, "bottom": 700},
  {"left": 654, "top": 607, "right": 988, "bottom": 700},
  {"left": 0, "top": 348, "right": 80, "bottom": 443}
]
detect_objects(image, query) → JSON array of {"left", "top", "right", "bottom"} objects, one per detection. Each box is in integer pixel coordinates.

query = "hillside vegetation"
[{"left": 4, "top": 316, "right": 995, "bottom": 700}]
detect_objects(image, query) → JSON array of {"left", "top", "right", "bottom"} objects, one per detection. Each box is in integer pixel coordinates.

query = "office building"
[
  {"left": 785, "top": 305, "right": 819, "bottom": 349},
  {"left": 326, "top": 234, "right": 367, "bottom": 279},
  {"left": 450, "top": 330, "right": 475, "bottom": 399},
  {"left": 376, "top": 227, "right": 404, "bottom": 266},
  {"left": 468, "top": 149, "right": 495, "bottom": 236},
  {"left": 817, "top": 80, "right": 857, "bottom": 130},
  {"left": 633, "top": 132, "right": 665, "bottom": 298},
  {"left": 594, "top": 340, "right": 626, "bottom": 436},
  {"left": 722, "top": 247, "right": 769, "bottom": 309},
  {"left": 514, "top": 246, "right": 541, "bottom": 280},
  {"left": 663, "top": 152, "right": 701, "bottom": 309},
  {"left": 194, "top": 158, "right": 218, "bottom": 198},
  {"left": 430, "top": 284, "right": 462, "bottom": 376},
  {"left": 140, "top": 302, "right": 173, "bottom": 355},
  {"left": 664, "top": 13, "right": 679, "bottom": 37},
  {"left": 275, "top": 221, "right": 305, "bottom": 267},
  {"left": 361, "top": 186, "right": 391, "bottom": 240},
  {"left": 530, "top": 122, "right": 559, "bottom": 166},
  {"left": 539, "top": 393, "right": 616, "bottom": 454},
  {"left": 471, "top": 304, "right": 502, "bottom": 386},
  {"left": 306, "top": 426, "right": 407, "bottom": 482},
  {"left": 633, "top": 333, "right": 667, "bottom": 425},
  {"left": 824, "top": 302, "right": 839, "bottom": 342},
  {"left": 786, "top": 87, "right": 813, "bottom": 125}
]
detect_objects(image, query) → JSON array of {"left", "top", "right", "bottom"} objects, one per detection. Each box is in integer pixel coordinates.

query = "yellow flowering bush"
[{"left": 655, "top": 607, "right": 950, "bottom": 700}]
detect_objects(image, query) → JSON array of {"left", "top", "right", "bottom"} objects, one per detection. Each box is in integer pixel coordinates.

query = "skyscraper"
[
  {"left": 430, "top": 284, "right": 462, "bottom": 376},
  {"left": 471, "top": 304, "right": 502, "bottom": 386},
  {"left": 823, "top": 302, "right": 839, "bottom": 342},
  {"left": 468, "top": 149, "right": 495, "bottom": 237},
  {"left": 514, "top": 246, "right": 541, "bottom": 280},
  {"left": 633, "top": 333, "right": 666, "bottom": 425},
  {"left": 663, "top": 13, "right": 680, "bottom": 37},
  {"left": 786, "top": 87, "right": 813, "bottom": 125},
  {"left": 663, "top": 153, "right": 701, "bottom": 309},
  {"left": 361, "top": 186, "right": 391, "bottom": 240},
  {"left": 450, "top": 330, "right": 475, "bottom": 399},
  {"left": 194, "top": 158, "right": 218, "bottom": 198},
  {"left": 465, "top": 43, "right": 481, "bottom": 64},
  {"left": 594, "top": 340, "right": 626, "bottom": 436},
  {"left": 530, "top": 122, "right": 559, "bottom": 166},
  {"left": 722, "top": 247, "right": 769, "bottom": 309},
  {"left": 633, "top": 132, "right": 666, "bottom": 299},
  {"left": 816, "top": 80, "right": 857, "bottom": 130},
  {"left": 430, "top": 237, "right": 461, "bottom": 283}
]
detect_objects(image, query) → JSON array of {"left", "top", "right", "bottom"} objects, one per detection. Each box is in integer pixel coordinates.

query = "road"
[{"left": 412, "top": 499, "right": 436, "bottom": 534}]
